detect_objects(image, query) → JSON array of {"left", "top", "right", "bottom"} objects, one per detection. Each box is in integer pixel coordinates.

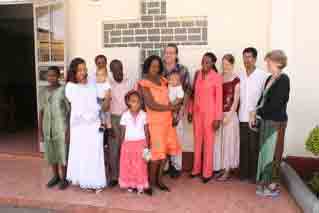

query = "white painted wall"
[
  {"left": 168, "top": 0, "right": 270, "bottom": 72},
  {"left": 66, "top": 0, "right": 140, "bottom": 70},
  {"left": 287, "top": 0, "right": 319, "bottom": 157},
  {"left": 64, "top": 0, "right": 318, "bottom": 156}
]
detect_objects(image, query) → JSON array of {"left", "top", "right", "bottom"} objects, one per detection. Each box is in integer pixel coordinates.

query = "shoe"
[
  {"left": 99, "top": 125, "right": 105, "bottom": 132},
  {"left": 127, "top": 188, "right": 137, "bottom": 193},
  {"left": 95, "top": 189, "right": 103, "bottom": 194},
  {"left": 171, "top": 170, "right": 182, "bottom": 179},
  {"left": 156, "top": 183, "right": 170, "bottom": 192},
  {"left": 144, "top": 188, "right": 153, "bottom": 196},
  {"left": 216, "top": 173, "right": 231, "bottom": 182},
  {"left": 213, "top": 171, "right": 224, "bottom": 179},
  {"left": 58, "top": 179, "right": 69, "bottom": 190},
  {"left": 202, "top": 176, "right": 212, "bottom": 184},
  {"left": 169, "top": 166, "right": 179, "bottom": 178},
  {"left": 256, "top": 185, "right": 264, "bottom": 196},
  {"left": 189, "top": 173, "right": 200, "bottom": 178},
  {"left": 47, "top": 176, "right": 60, "bottom": 188},
  {"left": 163, "top": 170, "right": 170, "bottom": 176},
  {"left": 262, "top": 188, "right": 280, "bottom": 198},
  {"left": 109, "top": 180, "right": 118, "bottom": 187}
]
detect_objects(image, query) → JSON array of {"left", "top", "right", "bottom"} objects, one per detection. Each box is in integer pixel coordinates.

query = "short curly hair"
[
  {"left": 142, "top": 55, "right": 164, "bottom": 76},
  {"left": 124, "top": 90, "right": 142, "bottom": 109}
]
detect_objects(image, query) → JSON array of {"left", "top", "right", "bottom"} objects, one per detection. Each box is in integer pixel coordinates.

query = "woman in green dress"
[
  {"left": 39, "top": 66, "right": 70, "bottom": 190},
  {"left": 250, "top": 50, "right": 290, "bottom": 197}
]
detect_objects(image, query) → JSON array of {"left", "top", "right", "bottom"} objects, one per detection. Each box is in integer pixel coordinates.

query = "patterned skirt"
[
  {"left": 119, "top": 140, "right": 149, "bottom": 190},
  {"left": 256, "top": 120, "right": 287, "bottom": 184},
  {"left": 214, "top": 112, "right": 240, "bottom": 171}
]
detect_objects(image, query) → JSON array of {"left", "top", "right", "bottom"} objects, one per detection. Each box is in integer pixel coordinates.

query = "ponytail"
[
  {"left": 204, "top": 52, "right": 218, "bottom": 73},
  {"left": 212, "top": 64, "right": 218, "bottom": 73}
]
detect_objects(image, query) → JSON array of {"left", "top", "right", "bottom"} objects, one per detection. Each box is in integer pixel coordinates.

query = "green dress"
[{"left": 40, "top": 85, "right": 70, "bottom": 165}]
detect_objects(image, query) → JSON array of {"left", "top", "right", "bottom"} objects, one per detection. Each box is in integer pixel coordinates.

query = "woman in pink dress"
[
  {"left": 188, "top": 52, "right": 223, "bottom": 183},
  {"left": 215, "top": 54, "right": 240, "bottom": 181}
]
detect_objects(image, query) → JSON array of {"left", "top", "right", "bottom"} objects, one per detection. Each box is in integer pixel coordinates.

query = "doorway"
[{"left": 0, "top": 4, "right": 38, "bottom": 154}]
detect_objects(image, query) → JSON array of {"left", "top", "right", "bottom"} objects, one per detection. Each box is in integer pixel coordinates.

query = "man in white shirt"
[{"left": 238, "top": 47, "right": 269, "bottom": 182}]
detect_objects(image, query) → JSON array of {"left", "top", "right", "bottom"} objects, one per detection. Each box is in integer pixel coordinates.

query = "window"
[
  {"left": 36, "top": 3, "right": 64, "bottom": 63},
  {"left": 35, "top": 2, "right": 65, "bottom": 86}
]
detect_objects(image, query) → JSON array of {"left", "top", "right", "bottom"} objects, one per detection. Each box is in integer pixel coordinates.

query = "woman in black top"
[{"left": 250, "top": 50, "right": 290, "bottom": 197}]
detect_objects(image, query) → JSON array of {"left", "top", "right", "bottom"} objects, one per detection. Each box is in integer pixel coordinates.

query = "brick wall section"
[{"left": 103, "top": 0, "right": 208, "bottom": 60}]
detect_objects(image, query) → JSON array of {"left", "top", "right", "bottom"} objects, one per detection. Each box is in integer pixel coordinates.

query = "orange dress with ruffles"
[{"left": 138, "top": 78, "right": 181, "bottom": 161}]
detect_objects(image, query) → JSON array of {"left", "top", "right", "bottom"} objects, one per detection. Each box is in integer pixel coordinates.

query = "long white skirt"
[
  {"left": 67, "top": 121, "right": 107, "bottom": 189},
  {"left": 214, "top": 112, "right": 240, "bottom": 171}
]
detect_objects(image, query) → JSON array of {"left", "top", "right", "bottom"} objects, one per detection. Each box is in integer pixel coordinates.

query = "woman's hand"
[
  {"left": 212, "top": 120, "right": 221, "bottom": 131},
  {"left": 187, "top": 113, "right": 193, "bottom": 123},
  {"left": 169, "top": 103, "right": 179, "bottom": 111},
  {"left": 102, "top": 100, "right": 110, "bottom": 112},
  {"left": 223, "top": 116, "right": 230, "bottom": 125},
  {"left": 249, "top": 111, "right": 257, "bottom": 129}
]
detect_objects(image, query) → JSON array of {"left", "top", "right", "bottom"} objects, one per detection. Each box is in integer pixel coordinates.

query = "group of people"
[{"left": 39, "top": 44, "right": 290, "bottom": 198}]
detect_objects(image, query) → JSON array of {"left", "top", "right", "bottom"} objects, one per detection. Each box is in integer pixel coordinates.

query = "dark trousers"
[
  {"left": 105, "top": 114, "right": 121, "bottom": 182},
  {"left": 239, "top": 122, "right": 259, "bottom": 182}
]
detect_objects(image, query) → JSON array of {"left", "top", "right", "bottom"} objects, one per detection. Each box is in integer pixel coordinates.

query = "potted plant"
[
  {"left": 280, "top": 126, "right": 319, "bottom": 213},
  {"left": 306, "top": 126, "right": 319, "bottom": 197}
]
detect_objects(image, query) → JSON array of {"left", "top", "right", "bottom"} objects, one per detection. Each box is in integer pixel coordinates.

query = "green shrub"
[
  {"left": 305, "top": 126, "right": 319, "bottom": 156},
  {"left": 309, "top": 172, "right": 319, "bottom": 197}
]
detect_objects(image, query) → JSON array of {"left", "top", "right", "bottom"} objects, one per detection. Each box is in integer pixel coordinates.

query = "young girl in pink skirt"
[{"left": 119, "top": 90, "right": 152, "bottom": 195}]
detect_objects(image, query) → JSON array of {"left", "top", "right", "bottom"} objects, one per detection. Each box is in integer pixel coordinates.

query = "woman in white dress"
[{"left": 65, "top": 58, "right": 107, "bottom": 192}]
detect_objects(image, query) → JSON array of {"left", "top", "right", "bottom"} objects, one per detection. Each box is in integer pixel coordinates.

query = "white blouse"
[
  {"left": 65, "top": 82, "right": 100, "bottom": 126},
  {"left": 120, "top": 110, "right": 147, "bottom": 141}
]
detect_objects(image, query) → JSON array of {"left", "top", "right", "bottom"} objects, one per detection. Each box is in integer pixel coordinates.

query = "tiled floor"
[
  {"left": 0, "top": 206, "right": 53, "bottom": 213},
  {"left": 0, "top": 129, "right": 38, "bottom": 154},
  {"left": 0, "top": 154, "right": 301, "bottom": 213}
]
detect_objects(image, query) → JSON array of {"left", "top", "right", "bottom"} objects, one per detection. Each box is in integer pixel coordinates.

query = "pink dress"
[
  {"left": 214, "top": 77, "right": 240, "bottom": 171},
  {"left": 189, "top": 70, "right": 223, "bottom": 178},
  {"left": 119, "top": 110, "right": 149, "bottom": 190}
]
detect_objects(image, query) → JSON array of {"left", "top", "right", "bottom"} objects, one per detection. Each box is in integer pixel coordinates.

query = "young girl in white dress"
[{"left": 65, "top": 58, "right": 107, "bottom": 193}]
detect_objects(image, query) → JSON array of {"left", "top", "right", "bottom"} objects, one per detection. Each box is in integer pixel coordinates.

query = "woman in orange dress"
[{"left": 138, "top": 55, "right": 181, "bottom": 192}]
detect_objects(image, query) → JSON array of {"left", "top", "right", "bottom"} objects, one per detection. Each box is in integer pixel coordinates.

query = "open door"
[
  {"left": 33, "top": 0, "right": 67, "bottom": 152},
  {"left": 0, "top": 2, "right": 37, "bottom": 154}
]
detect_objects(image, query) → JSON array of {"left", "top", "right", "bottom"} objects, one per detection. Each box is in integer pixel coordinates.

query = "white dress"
[{"left": 65, "top": 82, "right": 107, "bottom": 189}]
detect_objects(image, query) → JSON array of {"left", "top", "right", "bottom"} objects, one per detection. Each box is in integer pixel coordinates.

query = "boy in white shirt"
[{"left": 168, "top": 71, "right": 184, "bottom": 127}]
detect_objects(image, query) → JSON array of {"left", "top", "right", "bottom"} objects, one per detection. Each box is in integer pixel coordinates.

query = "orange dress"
[{"left": 138, "top": 78, "right": 181, "bottom": 161}]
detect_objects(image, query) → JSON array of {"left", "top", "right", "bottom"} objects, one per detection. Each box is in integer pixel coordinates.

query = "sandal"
[
  {"left": 263, "top": 187, "right": 280, "bottom": 198},
  {"left": 156, "top": 183, "right": 170, "bottom": 192},
  {"left": 268, "top": 183, "right": 280, "bottom": 191},
  {"left": 95, "top": 189, "right": 103, "bottom": 194},
  {"left": 82, "top": 188, "right": 94, "bottom": 193},
  {"left": 217, "top": 173, "right": 231, "bottom": 182},
  {"left": 256, "top": 185, "right": 264, "bottom": 196}
]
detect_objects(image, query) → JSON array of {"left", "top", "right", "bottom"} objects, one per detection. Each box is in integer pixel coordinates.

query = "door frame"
[
  {"left": 33, "top": 0, "right": 67, "bottom": 152},
  {"left": 0, "top": 0, "right": 66, "bottom": 153},
  {"left": 0, "top": 0, "right": 39, "bottom": 152}
]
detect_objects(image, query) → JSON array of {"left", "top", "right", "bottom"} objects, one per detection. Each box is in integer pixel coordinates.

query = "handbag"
[{"left": 142, "top": 148, "right": 152, "bottom": 162}]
